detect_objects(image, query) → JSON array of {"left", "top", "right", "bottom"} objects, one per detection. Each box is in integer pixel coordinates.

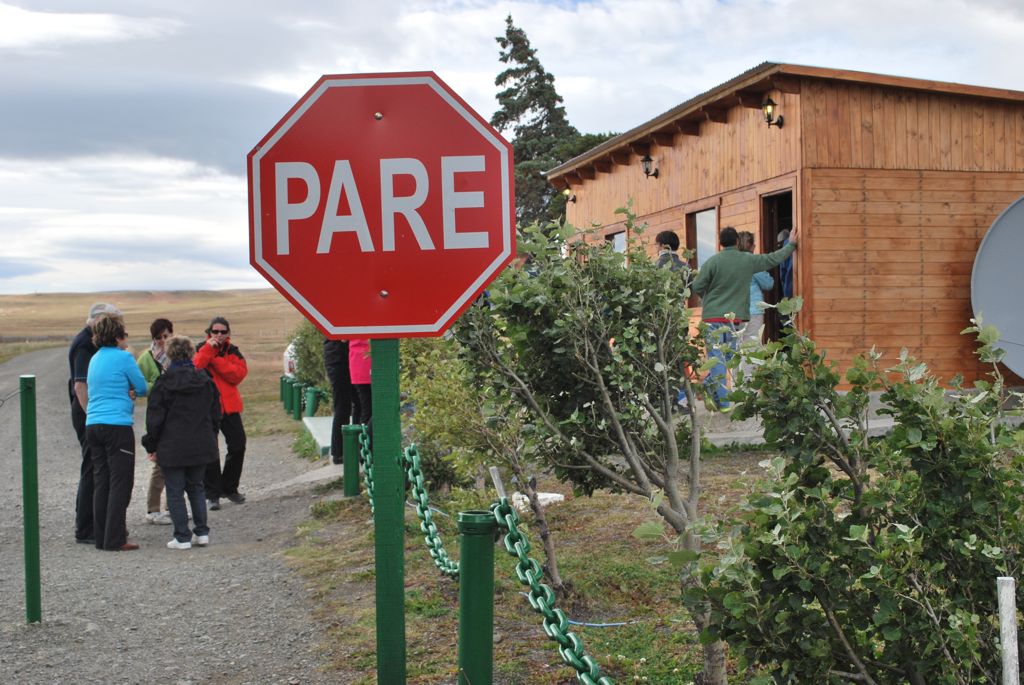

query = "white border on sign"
[{"left": 251, "top": 75, "right": 512, "bottom": 335}]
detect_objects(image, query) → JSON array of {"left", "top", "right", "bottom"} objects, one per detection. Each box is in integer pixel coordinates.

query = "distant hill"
[{"left": 0, "top": 289, "right": 304, "bottom": 345}]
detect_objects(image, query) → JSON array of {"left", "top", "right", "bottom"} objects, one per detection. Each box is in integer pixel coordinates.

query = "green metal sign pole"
[
  {"left": 371, "top": 339, "right": 405, "bottom": 683},
  {"left": 458, "top": 510, "right": 496, "bottom": 685},
  {"left": 341, "top": 424, "right": 362, "bottom": 497},
  {"left": 20, "top": 375, "right": 41, "bottom": 623}
]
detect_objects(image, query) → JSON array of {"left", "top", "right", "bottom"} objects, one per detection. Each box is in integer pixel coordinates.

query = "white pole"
[{"left": 999, "top": 576, "right": 1019, "bottom": 685}]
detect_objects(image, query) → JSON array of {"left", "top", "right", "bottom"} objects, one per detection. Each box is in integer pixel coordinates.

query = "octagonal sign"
[{"left": 248, "top": 72, "right": 515, "bottom": 338}]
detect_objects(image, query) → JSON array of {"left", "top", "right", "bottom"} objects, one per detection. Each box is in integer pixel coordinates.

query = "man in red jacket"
[{"left": 194, "top": 316, "right": 248, "bottom": 510}]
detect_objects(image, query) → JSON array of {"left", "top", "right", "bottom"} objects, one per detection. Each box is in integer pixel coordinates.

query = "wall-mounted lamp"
[
  {"left": 562, "top": 188, "right": 577, "bottom": 203},
  {"left": 640, "top": 154, "right": 659, "bottom": 179},
  {"left": 762, "top": 98, "right": 784, "bottom": 128}
]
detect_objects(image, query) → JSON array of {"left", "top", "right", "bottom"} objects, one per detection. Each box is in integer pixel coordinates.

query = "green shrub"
[
  {"left": 686, "top": 320, "right": 1024, "bottom": 684},
  {"left": 401, "top": 337, "right": 485, "bottom": 492},
  {"left": 292, "top": 320, "right": 328, "bottom": 389}
]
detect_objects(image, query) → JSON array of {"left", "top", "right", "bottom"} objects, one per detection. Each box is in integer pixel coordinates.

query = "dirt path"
[{"left": 0, "top": 347, "right": 339, "bottom": 684}]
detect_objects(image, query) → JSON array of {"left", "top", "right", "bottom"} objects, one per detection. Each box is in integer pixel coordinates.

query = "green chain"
[
  {"left": 491, "top": 498, "right": 613, "bottom": 685},
  {"left": 358, "top": 425, "right": 374, "bottom": 514},
  {"left": 404, "top": 445, "right": 460, "bottom": 578}
]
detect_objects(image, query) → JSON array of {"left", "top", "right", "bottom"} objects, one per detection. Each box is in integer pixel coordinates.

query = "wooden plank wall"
[
  {"left": 801, "top": 79, "right": 1024, "bottom": 172},
  {"left": 566, "top": 90, "right": 800, "bottom": 231},
  {"left": 583, "top": 204, "right": 688, "bottom": 260},
  {"left": 807, "top": 168, "right": 1024, "bottom": 384}
]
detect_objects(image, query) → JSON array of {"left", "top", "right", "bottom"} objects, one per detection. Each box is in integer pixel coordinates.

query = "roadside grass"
[
  {"left": 285, "top": 451, "right": 769, "bottom": 684},
  {"left": 292, "top": 429, "right": 322, "bottom": 461},
  {"left": 0, "top": 341, "right": 65, "bottom": 365}
]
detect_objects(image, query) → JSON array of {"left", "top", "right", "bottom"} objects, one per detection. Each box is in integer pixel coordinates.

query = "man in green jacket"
[{"left": 691, "top": 225, "right": 799, "bottom": 409}]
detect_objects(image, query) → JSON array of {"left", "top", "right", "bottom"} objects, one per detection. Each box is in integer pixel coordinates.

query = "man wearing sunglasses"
[{"left": 194, "top": 316, "right": 248, "bottom": 510}]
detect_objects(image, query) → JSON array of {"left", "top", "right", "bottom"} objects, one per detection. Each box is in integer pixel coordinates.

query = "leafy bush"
[
  {"left": 457, "top": 212, "right": 731, "bottom": 683},
  {"left": 399, "top": 337, "right": 475, "bottom": 493},
  {"left": 291, "top": 320, "right": 328, "bottom": 389},
  {"left": 686, "top": 320, "right": 1024, "bottom": 684}
]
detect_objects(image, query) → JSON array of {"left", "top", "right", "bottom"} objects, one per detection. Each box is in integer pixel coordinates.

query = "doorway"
[{"left": 760, "top": 190, "right": 794, "bottom": 341}]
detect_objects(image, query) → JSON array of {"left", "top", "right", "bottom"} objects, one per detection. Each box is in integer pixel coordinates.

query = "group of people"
[
  {"left": 655, "top": 223, "right": 799, "bottom": 410},
  {"left": 322, "top": 338, "right": 372, "bottom": 465},
  {"left": 68, "top": 306, "right": 248, "bottom": 551}
]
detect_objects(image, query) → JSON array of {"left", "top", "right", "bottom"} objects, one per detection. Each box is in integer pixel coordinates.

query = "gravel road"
[{"left": 0, "top": 347, "right": 339, "bottom": 684}]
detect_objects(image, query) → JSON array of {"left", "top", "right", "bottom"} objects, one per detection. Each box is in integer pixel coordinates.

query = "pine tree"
[{"left": 491, "top": 16, "right": 580, "bottom": 227}]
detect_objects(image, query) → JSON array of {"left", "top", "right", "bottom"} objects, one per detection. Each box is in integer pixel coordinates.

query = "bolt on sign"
[{"left": 248, "top": 72, "right": 516, "bottom": 338}]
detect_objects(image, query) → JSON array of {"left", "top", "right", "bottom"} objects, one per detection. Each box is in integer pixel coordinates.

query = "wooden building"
[{"left": 546, "top": 63, "right": 1024, "bottom": 385}]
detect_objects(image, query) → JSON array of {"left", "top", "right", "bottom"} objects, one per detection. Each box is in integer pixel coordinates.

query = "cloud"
[
  {"left": 0, "top": 1, "right": 180, "bottom": 50},
  {"left": 0, "top": 78, "right": 297, "bottom": 175},
  {"left": 0, "top": 154, "right": 261, "bottom": 292},
  {"left": 0, "top": 256, "right": 49, "bottom": 279}
]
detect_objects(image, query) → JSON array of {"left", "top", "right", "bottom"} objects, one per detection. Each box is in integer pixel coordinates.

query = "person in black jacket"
[
  {"left": 322, "top": 338, "right": 353, "bottom": 464},
  {"left": 142, "top": 336, "right": 222, "bottom": 550}
]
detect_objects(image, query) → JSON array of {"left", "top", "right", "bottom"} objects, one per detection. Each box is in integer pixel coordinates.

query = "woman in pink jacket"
[{"left": 348, "top": 339, "right": 371, "bottom": 426}]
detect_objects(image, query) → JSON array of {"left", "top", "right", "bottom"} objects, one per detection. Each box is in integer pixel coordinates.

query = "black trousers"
[
  {"left": 87, "top": 424, "right": 135, "bottom": 550},
  {"left": 327, "top": 356, "right": 354, "bottom": 462},
  {"left": 352, "top": 384, "right": 372, "bottom": 426},
  {"left": 164, "top": 464, "right": 209, "bottom": 543},
  {"left": 71, "top": 398, "right": 94, "bottom": 541},
  {"left": 205, "top": 412, "right": 246, "bottom": 499}
]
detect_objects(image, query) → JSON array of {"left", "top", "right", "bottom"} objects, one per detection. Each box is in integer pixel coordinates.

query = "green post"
[
  {"left": 291, "top": 382, "right": 306, "bottom": 420},
  {"left": 283, "top": 377, "right": 294, "bottom": 413},
  {"left": 341, "top": 424, "right": 362, "bottom": 496},
  {"left": 20, "top": 375, "right": 41, "bottom": 624},
  {"left": 457, "top": 510, "right": 496, "bottom": 685},
  {"left": 371, "top": 338, "right": 405, "bottom": 683},
  {"left": 280, "top": 375, "right": 288, "bottom": 403},
  {"left": 303, "top": 386, "right": 320, "bottom": 417}
]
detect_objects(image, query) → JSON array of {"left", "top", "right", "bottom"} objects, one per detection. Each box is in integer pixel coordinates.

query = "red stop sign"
[{"left": 248, "top": 72, "right": 515, "bottom": 338}]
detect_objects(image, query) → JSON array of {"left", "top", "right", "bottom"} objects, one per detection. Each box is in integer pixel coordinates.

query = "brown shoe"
[{"left": 118, "top": 542, "right": 140, "bottom": 551}]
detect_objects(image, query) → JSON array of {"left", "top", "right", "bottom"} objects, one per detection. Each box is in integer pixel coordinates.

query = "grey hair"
[{"left": 87, "top": 302, "right": 122, "bottom": 326}]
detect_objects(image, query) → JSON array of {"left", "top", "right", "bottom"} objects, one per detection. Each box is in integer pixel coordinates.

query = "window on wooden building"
[
  {"left": 605, "top": 231, "right": 627, "bottom": 254},
  {"left": 686, "top": 207, "right": 718, "bottom": 308},
  {"left": 686, "top": 208, "right": 718, "bottom": 269}
]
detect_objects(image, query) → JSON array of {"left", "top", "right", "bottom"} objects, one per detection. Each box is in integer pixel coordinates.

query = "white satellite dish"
[{"left": 972, "top": 195, "right": 1024, "bottom": 376}]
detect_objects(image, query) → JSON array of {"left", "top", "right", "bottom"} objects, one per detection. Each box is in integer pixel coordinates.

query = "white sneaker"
[
  {"left": 146, "top": 511, "right": 172, "bottom": 525},
  {"left": 167, "top": 539, "right": 192, "bottom": 550},
  {"left": 193, "top": 535, "right": 209, "bottom": 547}
]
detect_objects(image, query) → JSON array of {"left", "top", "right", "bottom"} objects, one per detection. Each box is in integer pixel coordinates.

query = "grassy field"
[
  {"left": 288, "top": 449, "right": 769, "bottom": 684},
  {"left": 0, "top": 289, "right": 306, "bottom": 435}
]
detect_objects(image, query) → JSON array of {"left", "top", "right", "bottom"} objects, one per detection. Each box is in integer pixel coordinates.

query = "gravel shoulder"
[{"left": 0, "top": 347, "right": 339, "bottom": 685}]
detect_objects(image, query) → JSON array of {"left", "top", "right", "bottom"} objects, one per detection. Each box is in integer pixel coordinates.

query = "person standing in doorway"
[
  {"left": 68, "top": 302, "right": 121, "bottom": 545},
  {"left": 777, "top": 228, "right": 794, "bottom": 300},
  {"left": 86, "top": 313, "right": 148, "bottom": 550},
  {"left": 737, "top": 231, "right": 774, "bottom": 378},
  {"left": 691, "top": 225, "right": 799, "bottom": 409},
  {"left": 323, "top": 338, "right": 352, "bottom": 465},
  {"left": 136, "top": 318, "right": 174, "bottom": 525},
  {"left": 194, "top": 317, "right": 248, "bottom": 510}
]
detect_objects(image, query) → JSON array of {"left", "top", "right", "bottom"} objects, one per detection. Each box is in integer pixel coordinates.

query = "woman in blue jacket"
[{"left": 86, "top": 314, "right": 147, "bottom": 551}]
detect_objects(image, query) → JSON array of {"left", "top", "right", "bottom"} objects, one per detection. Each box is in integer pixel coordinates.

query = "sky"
[{"left": 1, "top": 0, "right": 1023, "bottom": 294}]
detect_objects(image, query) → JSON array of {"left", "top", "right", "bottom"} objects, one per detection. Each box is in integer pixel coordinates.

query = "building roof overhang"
[{"left": 546, "top": 62, "right": 1024, "bottom": 188}]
